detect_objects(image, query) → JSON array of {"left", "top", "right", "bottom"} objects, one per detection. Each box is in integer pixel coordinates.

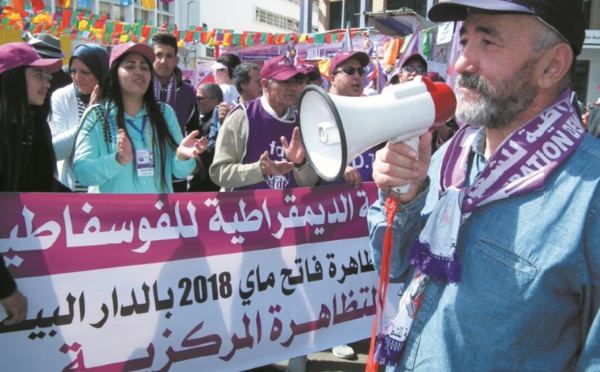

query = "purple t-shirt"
[{"left": 235, "top": 99, "right": 298, "bottom": 191}]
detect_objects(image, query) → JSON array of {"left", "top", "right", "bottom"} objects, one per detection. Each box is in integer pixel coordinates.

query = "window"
[
  {"left": 328, "top": 0, "right": 369, "bottom": 29},
  {"left": 255, "top": 7, "right": 300, "bottom": 32},
  {"left": 114, "top": 5, "right": 124, "bottom": 22},
  {"left": 99, "top": 3, "right": 111, "bottom": 17},
  {"left": 157, "top": 13, "right": 174, "bottom": 26},
  {"left": 287, "top": 0, "right": 320, "bottom": 7},
  {"left": 572, "top": 60, "right": 589, "bottom": 103}
]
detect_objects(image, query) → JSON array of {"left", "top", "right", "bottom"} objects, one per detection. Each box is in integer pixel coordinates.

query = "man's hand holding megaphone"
[{"left": 372, "top": 132, "right": 433, "bottom": 203}]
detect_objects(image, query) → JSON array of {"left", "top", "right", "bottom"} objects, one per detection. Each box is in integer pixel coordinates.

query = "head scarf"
[{"left": 70, "top": 44, "right": 109, "bottom": 85}]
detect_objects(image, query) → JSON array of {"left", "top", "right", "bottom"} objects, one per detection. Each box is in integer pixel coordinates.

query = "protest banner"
[{"left": 0, "top": 183, "right": 402, "bottom": 371}]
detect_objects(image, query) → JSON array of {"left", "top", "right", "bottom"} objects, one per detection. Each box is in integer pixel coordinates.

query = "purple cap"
[
  {"left": 428, "top": 0, "right": 585, "bottom": 56},
  {"left": 299, "top": 63, "right": 321, "bottom": 81},
  {"left": 328, "top": 51, "right": 370, "bottom": 76},
  {"left": 0, "top": 42, "right": 62, "bottom": 75},
  {"left": 109, "top": 42, "right": 155, "bottom": 68},
  {"left": 401, "top": 52, "right": 428, "bottom": 69},
  {"left": 261, "top": 55, "right": 304, "bottom": 81},
  {"left": 427, "top": 71, "right": 445, "bottom": 83}
]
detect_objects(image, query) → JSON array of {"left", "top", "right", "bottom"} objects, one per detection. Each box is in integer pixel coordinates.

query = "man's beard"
[{"left": 455, "top": 57, "right": 539, "bottom": 129}]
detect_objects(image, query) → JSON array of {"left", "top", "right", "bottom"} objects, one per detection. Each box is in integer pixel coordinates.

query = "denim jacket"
[{"left": 368, "top": 128, "right": 600, "bottom": 371}]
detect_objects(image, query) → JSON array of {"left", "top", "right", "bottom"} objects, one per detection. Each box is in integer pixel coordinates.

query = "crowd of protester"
[{"left": 1, "top": 6, "right": 599, "bottom": 368}]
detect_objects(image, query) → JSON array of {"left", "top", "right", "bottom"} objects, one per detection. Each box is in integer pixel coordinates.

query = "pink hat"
[
  {"left": 109, "top": 42, "right": 155, "bottom": 68},
  {"left": 261, "top": 55, "right": 304, "bottom": 81},
  {"left": 0, "top": 42, "right": 62, "bottom": 75},
  {"left": 328, "top": 51, "right": 370, "bottom": 76}
]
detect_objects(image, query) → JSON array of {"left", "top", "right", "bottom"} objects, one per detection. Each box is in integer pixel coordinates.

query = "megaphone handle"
[{"left": 389, "top": 137, "right": 420, "bottom": 195}]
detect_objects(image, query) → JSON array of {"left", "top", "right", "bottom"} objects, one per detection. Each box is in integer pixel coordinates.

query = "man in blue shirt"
[{"left": 367, "top": 1, "right": 599, "bottom": 371}]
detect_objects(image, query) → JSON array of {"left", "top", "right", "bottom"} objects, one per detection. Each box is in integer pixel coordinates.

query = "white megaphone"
[{"left": 298, "top": 76, "right": 456, "bottom": 193}]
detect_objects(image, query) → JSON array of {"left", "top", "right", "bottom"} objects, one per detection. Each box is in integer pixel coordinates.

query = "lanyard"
[{"left": 126, "top": 115, "right": 151, "bottom": 148}]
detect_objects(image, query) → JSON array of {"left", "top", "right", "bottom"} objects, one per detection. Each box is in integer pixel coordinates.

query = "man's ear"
[
  {"left": 329, "top": 74, "right": 336, "bottom": 86},
  {"left": 176, "top": 56, "right": 180, "bottom": 65},
  {"left": 537, "top": 43, "right": 573, "bottom": 90},
  {"left": 260, "top": 78, "right": 269, "bottom": 90}
]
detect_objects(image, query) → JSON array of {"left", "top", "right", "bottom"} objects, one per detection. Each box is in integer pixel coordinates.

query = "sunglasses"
[
  {"left": 333, "top": 66, "right": 366, "bottom": 77},
  {"left": 403, "top": 65, "right": 427, "bottom": 74}
]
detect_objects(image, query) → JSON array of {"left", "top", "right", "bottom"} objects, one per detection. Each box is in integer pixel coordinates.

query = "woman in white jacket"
[{"left": 51, "top": 44, "right": 108, "bottom": 191}]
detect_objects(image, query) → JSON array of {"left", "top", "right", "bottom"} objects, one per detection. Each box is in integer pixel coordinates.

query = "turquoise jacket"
[{"left": 73, "top": 102, "right": 194, "bottom": 193}]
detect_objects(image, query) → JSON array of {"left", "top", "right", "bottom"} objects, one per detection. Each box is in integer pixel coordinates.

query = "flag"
[
  {"left": 382, "top": 38, "right": 402, "bottom": 67},
  {"left": 393, "top": 25, "right": 422, "bottom": 77},
  {"left": 422, "top": 29, "right": 431, "bottom": 59},
  {"left": 318, "top": 59, "right": 331, "bottom": 79},
  {"left": 57, "top": 0, "right": 71, "bottom": 8},
  {"left": 446, "top": 21, "right": 463, "bottom": 93},
  {"left": 120, "top": 0, "right": 132, "bottom": 5},
  {"left": 141, "top": 0, "right": 155, "bottom": 9},
  {"left": 77, "top": 0, "right": 92, "bottom": 8},
  {"left": 375, "top": 49, "right": 386, "bottom": 94},
  {"left": 436, "top": 22, "right": 454, "bottom": 45},
  {"left": 31, "top": 0, "right": 45, "bottom": 13},
  {"left": 340, "top": 21, "right": 352, "bottom": 52},
  {"left": 12, "top": 0, "right": 24, "bottom": 14}
]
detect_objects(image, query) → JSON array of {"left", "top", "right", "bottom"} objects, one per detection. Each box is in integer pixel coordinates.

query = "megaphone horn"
[{"left": 298, "top": 76, "right": 457, "bottom": 189}]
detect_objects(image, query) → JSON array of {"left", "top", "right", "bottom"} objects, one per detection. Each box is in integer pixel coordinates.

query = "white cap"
[{"left": 211, "top": 61, "right": 227, "bottom": 70}]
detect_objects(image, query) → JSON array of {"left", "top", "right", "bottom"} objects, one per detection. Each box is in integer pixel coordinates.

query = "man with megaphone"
[{"left": 366, "top": 1, "right": 600, "bottom": 371}]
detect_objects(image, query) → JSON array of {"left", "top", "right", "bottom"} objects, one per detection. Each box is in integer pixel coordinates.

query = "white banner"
[{"left": 0, "top": 185, "right": 403, "bottom": 371}]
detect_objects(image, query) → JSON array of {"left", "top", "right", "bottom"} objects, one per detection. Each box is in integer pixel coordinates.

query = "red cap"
[
  {"left": 328, "top": 51, "right": 370, "bottom": 76},
  {"left": 261, "top": 55, "right": 305, "bottom": 81},
  {"left": 0, "top": 42, "right": 62, "bottom": 75},
  {"left": 109, "top": 42, "right": 155, "bottom": 68}
]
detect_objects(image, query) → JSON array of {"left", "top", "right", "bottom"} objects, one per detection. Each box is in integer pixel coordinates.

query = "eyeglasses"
[
  {"left": 333, "top": 66, "right": 366, "bottom": 77},
  {"left": 403, "top": 65, "right": 427, "bottom": 74},
  {"left": 197, "top": 96, "right": 215, "bottom": 102}
]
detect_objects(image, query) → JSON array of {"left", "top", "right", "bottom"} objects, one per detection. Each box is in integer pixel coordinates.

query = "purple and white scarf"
[
  {"left": 153, "top": 75, "right": 177, "bottom": 110},
  {"left": 373, "top": 89, "right": 586, "bottom": 366}
]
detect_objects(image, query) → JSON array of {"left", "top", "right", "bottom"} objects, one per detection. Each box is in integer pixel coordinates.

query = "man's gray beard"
[{"left": 454, "top": 57, "right": 539, "bottom": 129}]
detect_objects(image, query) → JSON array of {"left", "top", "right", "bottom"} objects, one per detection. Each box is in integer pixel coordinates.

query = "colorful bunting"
[
  {"left": 141, "top": 0, "right": 155, "bottom": 10},
  {"left": 0, "top": 2, "right": 394, "bottom": 51},
  {"left": 30, "top": 0, "right": 45, "bottom": 13},
  {"left": 422, "top": 29, "right": 431, "bottom": 59},
  {"left": 11, "top": 0, "right": 24, "bottom": 14}
]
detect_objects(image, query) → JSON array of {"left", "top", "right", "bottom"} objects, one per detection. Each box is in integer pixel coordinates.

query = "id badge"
[{"left": 136, "top": 149, "right": 154, "bottom": 177}]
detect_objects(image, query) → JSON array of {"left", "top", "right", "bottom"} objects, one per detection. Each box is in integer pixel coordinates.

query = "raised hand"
[
  {"left": 218, "top": 102, "right": 231, "bottom": 124},
  {"left": 116, "top": 128, "right": 133, "bottom": 165},
  {"left": 89, "top": 85, "right": 100, "bottom": 106},
  {"left": 281, "top": 127, "right": 306, "bottom": 165},
  {"left": 343, "top": 166, "right": 362, "bottom": 189},
  {"left": 177, "top": 130, "right": 208, "bottom": 160},
  {"left": 258, "top": 151, "right": 294, "bottom": 175}
]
